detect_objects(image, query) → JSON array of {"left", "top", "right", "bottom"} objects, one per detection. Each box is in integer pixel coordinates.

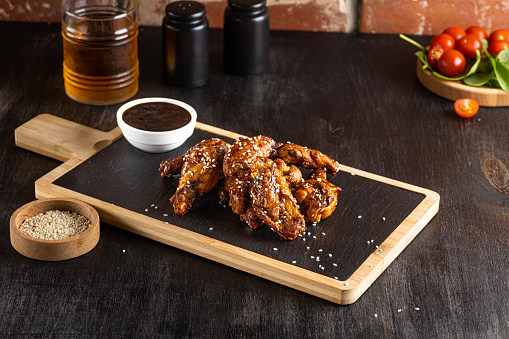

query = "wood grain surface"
[{"left": 1, "top": 22, "right": 508, "bottom": 337}]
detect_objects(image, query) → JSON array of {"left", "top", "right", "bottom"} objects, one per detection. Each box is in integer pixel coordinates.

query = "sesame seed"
[
  {"left": 18, "top": 210, "right": 91, "bottom": 240},
  {"left": 415, "top": 308, "right": 420, "bottom": 311},
  {"left": 374, "top": 314, "right": 378, "bottom": 318}
]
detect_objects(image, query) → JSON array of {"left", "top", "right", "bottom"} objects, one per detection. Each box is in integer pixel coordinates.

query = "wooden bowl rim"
[
  {"left": 416, "top": 58, "right": 509, "bottom": 107},
  {"left": 10, "top": 197, "right": 100, "bottom": 244}
]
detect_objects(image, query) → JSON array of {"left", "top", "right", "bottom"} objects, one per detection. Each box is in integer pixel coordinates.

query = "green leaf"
[
  {"left": 494, "top": 61, "right": 509, "bottom": 91},
  {"left": 477, "top": 58, "right": 493, "bottom": 74},
  {"left": 497, "top": 48, "right": 509, "bottom": 64},
  {"left": 463, "top": 71, "right": 494, "bottom": 86},
  {"left": 416, "top": 50, "right": 432, "bottom": 71}
]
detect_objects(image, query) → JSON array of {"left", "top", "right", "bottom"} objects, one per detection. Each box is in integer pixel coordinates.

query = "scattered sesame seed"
[
  {"left": 292, "top": 261, "right": 296, "bottom": 264},
  {"left": 209, "top": 227, "right": 213, "bottom": 230},
  {"left": 334, "top": 277, "right": 338, "bottom": 280},
  {"left": 321, "top": 232, "right": 326, "bottom": 235},
  {"left": 333, "top": 263, "right": 338, "bottom": 267},
  {"left": 122, "top": 249, "right": 125, "bottom": 253},
  {"left": 374, "top": 314, "right": 378, "bottom": 318},
  {"left": 163, "top": 214, "right": 168, "bottom": 217},
  {"left": 382, "top": 217, "right": 386, "bottom": 221},
  {"left": 313, "top": 236, "right": 316, "bottom": 239},
  {"left": 328, "top": 254, "right": 332, "bottom": 257},
  {"left": 367, "top": 241, "right": 370, "bottom": 244},
  {"left": 273, "top": 248, "right": 278, "bottom": 251},
  {"left": 398, "top": 309, "right": 402, "bottom": 312},
  {"left": 145, "top": 209, "right": 148, "bottom": 212},
  {"left": 415, "top": 308, "right": 420, "bottom": 311},
  {"left": 358, "top": 215, "right": 362, "bottom": 218},
  {"left": 344, "top": 282, "right": 348, "bottom": 286},
  {"left": 318, "top": 249, "right": 323, "bottom": 252}
]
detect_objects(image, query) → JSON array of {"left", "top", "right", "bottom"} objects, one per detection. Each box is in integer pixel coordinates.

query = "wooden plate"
[
  {"left": 10, "top": 198, "right": 100, "bottom": 261},
  {"left": 416, "top": 59, "right": 509, "bottom": 107}
]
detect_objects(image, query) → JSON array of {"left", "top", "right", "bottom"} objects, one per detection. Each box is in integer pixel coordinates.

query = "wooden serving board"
[
  {"left": 416, "top": 59, "right": 509, "bottom": 107},
  {"left": 15, "top": 114, "right": 440, "bottom": 305}
]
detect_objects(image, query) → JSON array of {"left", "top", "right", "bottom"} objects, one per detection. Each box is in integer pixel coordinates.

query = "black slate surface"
[{"left": 54, "top": 129, "right": 425, "bottom": 281}]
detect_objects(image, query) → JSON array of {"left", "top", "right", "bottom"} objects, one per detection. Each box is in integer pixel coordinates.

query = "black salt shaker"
[
  {"left": 223, "top": 0, "right": 270, "bottom": 75},
  {"left": 163, "top": 1, "right": 209, "bottom": 86}
]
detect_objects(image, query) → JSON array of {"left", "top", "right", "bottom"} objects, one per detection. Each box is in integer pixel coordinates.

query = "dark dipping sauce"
[{"left": 122, "top": 102, "right": 192, "bottom": 132}]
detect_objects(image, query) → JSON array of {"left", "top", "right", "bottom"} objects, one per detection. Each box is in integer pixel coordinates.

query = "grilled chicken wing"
[
  {"left": 294, "top": 169, "right": 341, "bottom": 223},
  {"left": 161, "top": 134, "right": 341, "bottom": 240},
  {"left": 160, "top": 138, "right": 230, "bottom": 215},
  {"left": 243, "top": 158, "right": 306, "bottom": 239},
  {"left": 277, "top": 143, "right": 340, "bottom": 175},
  {"left": 222, "top": 136, "right": 306, "bottom": 239}
]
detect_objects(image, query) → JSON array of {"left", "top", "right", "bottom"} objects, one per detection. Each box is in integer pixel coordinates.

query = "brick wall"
[{"left": 0, "top": 0, "right": 507, "bottom": 34}]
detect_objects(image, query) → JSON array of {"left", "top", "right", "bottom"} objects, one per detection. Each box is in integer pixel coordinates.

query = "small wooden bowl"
[{"left": 10, "top": 198, "right": 100, "bottom": 261}]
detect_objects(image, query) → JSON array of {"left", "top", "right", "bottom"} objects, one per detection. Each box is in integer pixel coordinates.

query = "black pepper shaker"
[
  {"left": 163, "top": 1, "right": 209, "bottom": 86},
  {"left": 223, "top": 0, "right": 270, "bottom": 75}
]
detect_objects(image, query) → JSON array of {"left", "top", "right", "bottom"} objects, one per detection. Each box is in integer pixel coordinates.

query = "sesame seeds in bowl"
[{"left": 10, "top": 198, "right": 100, "bottom": 261}]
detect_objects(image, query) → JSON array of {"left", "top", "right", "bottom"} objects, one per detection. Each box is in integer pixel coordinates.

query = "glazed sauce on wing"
[{"left": 122, "top": 102, "right": 191, "bottom": 132}]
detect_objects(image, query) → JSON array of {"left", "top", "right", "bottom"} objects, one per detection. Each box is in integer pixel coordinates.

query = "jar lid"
[
  {"left": 165, "top": 1, "right": 206, "bottom": 22},
  {"left": 228, "top": 0, "right": 266, "bottom": 12}
]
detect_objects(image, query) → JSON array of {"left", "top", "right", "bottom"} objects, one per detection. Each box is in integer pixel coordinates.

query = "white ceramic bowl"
[{"left": 117, "top": 97, "right": 197, "bottom": 153}]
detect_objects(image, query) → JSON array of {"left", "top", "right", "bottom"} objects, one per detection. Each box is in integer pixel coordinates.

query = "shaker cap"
[
  {"left": 228, "top": 0, "right": 266, "bottom": 12},
  {"left": 165, "top": 1, "right": 206, "bottom": 22}
]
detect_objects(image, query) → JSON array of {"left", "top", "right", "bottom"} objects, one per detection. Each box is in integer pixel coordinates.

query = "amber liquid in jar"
[{"left": 62, "top": 5, "right": 139, "bottom": 105}]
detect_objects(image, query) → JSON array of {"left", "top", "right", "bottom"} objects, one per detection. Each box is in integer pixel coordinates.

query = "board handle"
[{"left": 15, "top": 114, "right": 122, "bottom": 162}]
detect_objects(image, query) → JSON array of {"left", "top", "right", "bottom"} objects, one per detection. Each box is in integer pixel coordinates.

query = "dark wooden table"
[{"left": 1, "top": 22, "right": 508, "bottom": 337}]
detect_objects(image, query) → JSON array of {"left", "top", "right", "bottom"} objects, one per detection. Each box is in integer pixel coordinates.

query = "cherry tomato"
[
  {"left": 428, "top": 46, "right": 444, "bottom": 70},
  {"left": 488, "top": 40, "right": 509, "bottom": 55},
  {"left": 488, "top": 29, "right": 509, "bottom": 44},
  {"left": 454, "top": 99, "right": 479, "bottom": 118},
  {"left": 443, "top": 27, "right": 466, "bottom": 41},
  {"left": 430, "top": 33, "right": 455, "bottom": 51},
  {"left": 437, "top": 49, "right": 466, "bottom": 77},
  {"left": 465, "top": 26, "right": 487, "bottom": 41},
  {"left": 455, "top": 34, "right": 482, "bottom": 59}
]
